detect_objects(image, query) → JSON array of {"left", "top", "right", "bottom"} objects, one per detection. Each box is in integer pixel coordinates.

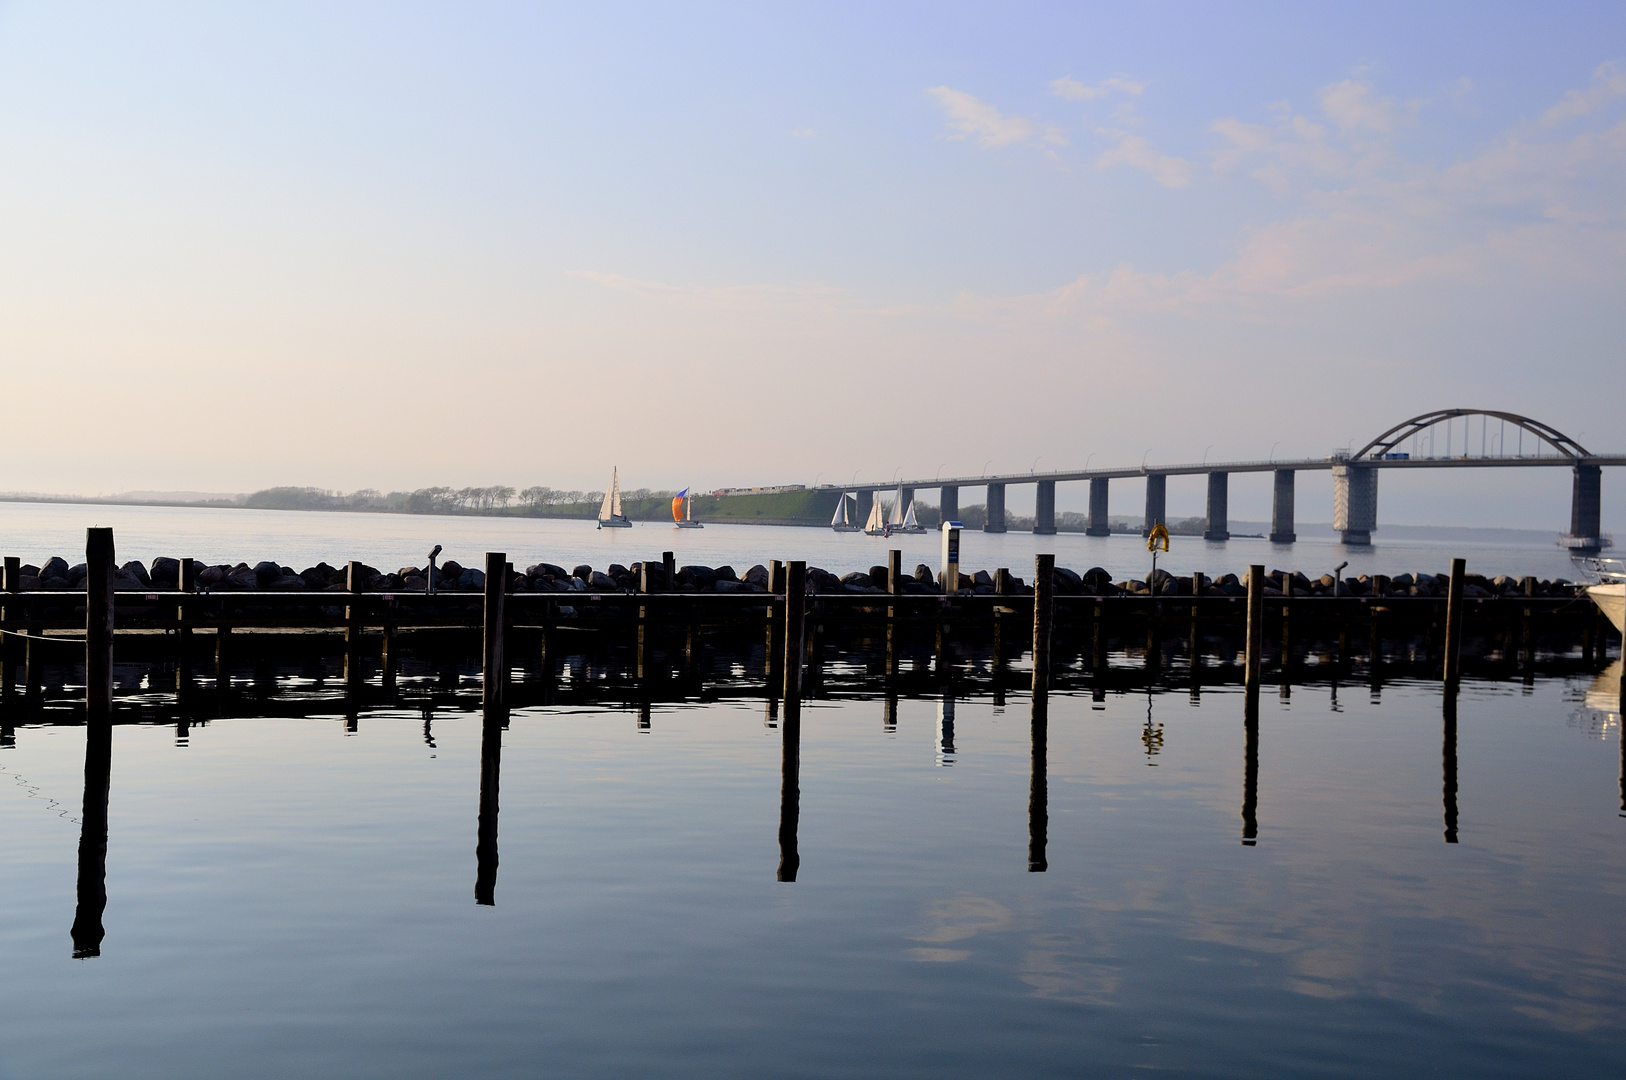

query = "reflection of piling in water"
[
  {"left": 882, "top": 691, "right": 897, "bottom": 731},
  {"left": 72, "top": 722, "right": 111, "bottom": 957},
  {"left": 936, "top": 691, "right": 956, "bottom": 767},
  {"left": 1443, "top": 691, "right": 1459, "bottom": 843},
  {"left": 778, "top": 698, "right": 800, "bottom": 882},
  {"left": 1029, "top": 695, "right": 1047, "bottom": 873},
  {"left": 475, "top": 703, "right": 504, "bottom": 905},
  {"left": 1241, "top": 688, "right": 1259, "bottom": 845}
]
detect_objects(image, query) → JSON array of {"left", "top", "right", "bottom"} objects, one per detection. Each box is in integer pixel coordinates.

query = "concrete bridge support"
[
  {"left": 1270, "top": 469, "right": 1296, "bottom": 543},
  {"left": 900, "top": 487, "right": 915, "bottom": 517},
  {"left": 1143, "top": 474, "right": 1167, "bottom": 536},
  {"left": 1033, "top": 480, "right": 1056, "bottom": 535},
  {"left": 940, "top": 485, "right": 959, "bottom": 522},
  {"left": 1571, "top": 463, "right": 1602, "bottom": 551},
  {"left": 1333, "top": 464, "right": 1378, "bottom": 545},
  {"left": 1087, "top": 478, "right": 1110, "bottom": 536},
  {"left": 985, "top": 483, "right": 1007, "bottom": 533},
  {"left": 1204, "top": 473, "right": 1230, "bottom": 541}
]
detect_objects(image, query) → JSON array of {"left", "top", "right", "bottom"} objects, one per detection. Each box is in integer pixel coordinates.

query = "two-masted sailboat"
[
  {"left": 672, "top": 488, "right": 703, "bottom": 529},
  {"left": 830, "top": 492, "right": 862, "bottom": 532},
  {"left": 597, "top": 468, "right": 632, "bottom": 528},
  {"left": 888, "top": 485, "right": 927, "bottom": 534}
]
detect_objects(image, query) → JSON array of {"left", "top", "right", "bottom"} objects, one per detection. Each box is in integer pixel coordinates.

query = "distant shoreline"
[{"left": 0, "top": 495, "right": 1571, "bottom": 544}]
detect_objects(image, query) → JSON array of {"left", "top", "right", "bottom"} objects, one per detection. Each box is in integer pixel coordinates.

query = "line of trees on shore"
[{"left": 239, "top": 485, "right": 685, "bottom": 518}]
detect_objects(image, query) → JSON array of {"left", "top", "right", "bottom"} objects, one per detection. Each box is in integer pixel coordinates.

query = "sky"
[{"left": 0, "top": 2, "right": 1623, "bottom": 530}]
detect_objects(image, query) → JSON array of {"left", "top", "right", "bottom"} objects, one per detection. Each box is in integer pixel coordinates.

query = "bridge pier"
[
  {"left": 1569, "top": 463, "right": 1602, "bottom": 551},
  {"left": 1087, "top": 478, "right": 1110, "bottom": 536},
  {"left": 1270, "top": 469, "right": 1296, "bottom": 543},
  {"left": 940, "top": 485, "right": 959, "bottom": 522},
  {"left": 1204, "top": 473, "right": 1229, "bottom": 541},
  {"left": 1143, "top": 474, "right": 1166, "bottom": 536},
  {"left": 1033, "top": 480, "right": 1056, "bottom": 535},
  {"left": 984, "top": 483, "right": 1007, "bottom": 533},
  {"left": 1333, "top": 464, "right": 1378, "bottom": 545},
  {"left": 900, "top": 487, "right": 915, "bottom": 519}
]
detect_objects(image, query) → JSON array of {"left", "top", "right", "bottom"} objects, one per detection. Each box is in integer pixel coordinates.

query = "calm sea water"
[
  {"left": 0, "top": 500, "right": 1593, "bottom": 582},
  {"left": 1, "top": 670, "right": 1623, "bottom": 1078}
]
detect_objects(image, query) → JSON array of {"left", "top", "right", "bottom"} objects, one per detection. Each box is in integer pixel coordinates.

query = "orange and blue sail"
[{"left": 672, "top": 488, "right": 688, "bottom": 523}]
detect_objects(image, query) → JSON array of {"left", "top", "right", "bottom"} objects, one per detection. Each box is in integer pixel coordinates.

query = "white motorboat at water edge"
[
  {"left": 863, "top": 494, "right": 890, "bottom": 537},
  {"left": 830, "top": 492, "right": 862, "bottom": 532},
  {"left": 1577, "top": 556, "right": 1625, "bottom": 635},
  {"left": 597, "top": 467, "right": 633, "bottom": 528},
  {"left": 887, "top": 484, "right": 928, "bottom": 534},
  {"left": 673, "top": 487, "right": 703, "bottom": 529}
]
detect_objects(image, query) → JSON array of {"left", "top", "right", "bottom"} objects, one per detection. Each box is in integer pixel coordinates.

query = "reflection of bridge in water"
[{"left": 823, "top": 411, "right": 1623, "bottom": 550}]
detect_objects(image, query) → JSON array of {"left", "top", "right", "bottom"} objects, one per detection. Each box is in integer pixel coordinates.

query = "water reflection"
[
  {"left": 1029, "top": 696, "right": 1047, "bottom": 873},
  {"left": 71, "top": 725, "right": 111, "bottom": 958},
  {"left": 475, "top": 703, "right": 504, "bottom": 906},
  {"left": 778, "top": 699, "right": 799, "bottom": 883},
  {"left": 1443, "top": 692, "right": 1459, "bottom": 844},
  {"left": 936, "top": 693, "right": 956, "bottom": 767},
  {"left": 1241, "top": 689, "right": 1259, "bottom": 846}
]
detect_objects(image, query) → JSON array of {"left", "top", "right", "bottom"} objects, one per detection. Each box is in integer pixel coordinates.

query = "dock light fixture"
[{"left": 428, "top": 544, "right": 442, "bottom": 595}]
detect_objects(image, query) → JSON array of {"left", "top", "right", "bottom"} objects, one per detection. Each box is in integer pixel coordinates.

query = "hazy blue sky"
[{"left": 1, "top": 3, "right": 1622, "bottom": 528}]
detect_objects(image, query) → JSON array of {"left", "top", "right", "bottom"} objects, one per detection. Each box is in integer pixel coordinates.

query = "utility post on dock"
[
  {"left": 86, "top": 528, "right": 115, "bottom": 728},
  {"left": 783, "top": 561, "right": 806, "bottom": 703},
  {"left": 1244, "top": 564, "right": 1264, "bottom": 691},
  {"left": 483, "top": 552, "right": 507, "bottom": 708},
  {"left": 1033, "top": 554, "right": 1054, "bottom": 702},
  {"left": 1443, "top": 558, "right": 1467, "bottom": 692}
]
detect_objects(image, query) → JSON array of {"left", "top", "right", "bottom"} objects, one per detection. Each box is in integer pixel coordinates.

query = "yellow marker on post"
[{"left": 1147, "top": 522, "right": 1170, "bottom": 596}]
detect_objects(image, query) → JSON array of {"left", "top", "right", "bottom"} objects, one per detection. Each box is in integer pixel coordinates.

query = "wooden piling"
[
  {"left": 1033, "top": 554, "right": 1054, "bottom": 697},
  {"left": 1443, "top": 557, "right": 1466, "bottom": 688},
  {"left": 1, "top": 556, "right": 17, "bottom": 699},
  {"left": 1244, "top": 564, "right": 1264, "bottom": 689},
  {"left": 483, "top": 552, "right": 507, "bottom": 706},
  {"left": 782, "top": 560, "right": 805, "bottom": 701},
  {"left": 344, "top": 560, "right": 366, "bottom": 691},
  {"left": 766, "top": 560, "right": 786, "bottom": 691},
  {"left": 85, "top": 528, "right": 115, "bottom": 726}
]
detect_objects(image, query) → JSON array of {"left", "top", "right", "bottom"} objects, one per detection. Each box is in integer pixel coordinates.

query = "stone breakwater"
[{"left": 6, "top": 556, "right": 1583, "bottom": 599}]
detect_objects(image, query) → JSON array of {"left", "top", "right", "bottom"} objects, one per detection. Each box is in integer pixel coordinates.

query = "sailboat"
[
  {"left": 863, "top": 494, "right": 890, "bottom": 537},
  {"left": 597, "top": 467, "right": 632, "bottom": 528},
  {"left": 673, "top": 487, "right": 704, "bottom": 529},
  {"left": 888, "top": 485, "right": 928, "bottom": 534},
  {"left": 830, "top": 492, "right": 861, "bottom": 533}
]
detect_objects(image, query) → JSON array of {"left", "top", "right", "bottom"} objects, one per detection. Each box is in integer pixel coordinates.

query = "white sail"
[
  {"left": 864, "top": 495, "right": 888, "bottom": 533},
  {"left": 901, "top": 500, "right": 920, "bottom": 529},
  {"left": 599, "top": 469, "right": 616, "bottom": 520},
  {"left": 831, "top": 495, "right": 848, "bottom": 527},
  {"left": 889, "top": 485, "right": 905, "bottom": 527}
]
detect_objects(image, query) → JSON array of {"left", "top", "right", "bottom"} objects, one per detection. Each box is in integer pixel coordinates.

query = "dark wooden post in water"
[
  {"left": 1244, "top": 564, "right": 1264, "bottom": 690},
  {"left": 1442, "top": 692, "right": 1459, "bottom": 843},
  {"left": 1, "top": 556, "right": 18, "bottom": 700},
  {"left": 782, "top": 561, "right": 806, "bottom": 702},
  {"left": 1188, "top": 571, "right": 1205, "bottom": 688},
  {"left": 1241, "top": 691, "right": 1259, "bottom": 846},
  {"left": 344, "top": 561, "right": 366, "bottom": 692},
  {"left": 1032, "top": 554, "right": 1054, "bottom": 699},
  {"left": 86, "top": 528, "right": 115, "bottom": 727},
  {"left": 483, "top": 552, "right": 508, "bottom": 707},
  {"left": 885, "top": 549, "right": 902, "bottom": 680},
  {"left": 766, "top": 560, "right": 786, "bottom": 691},
  {"left": 1443, "top": 557, "right": 1467, "bottom": 690}
]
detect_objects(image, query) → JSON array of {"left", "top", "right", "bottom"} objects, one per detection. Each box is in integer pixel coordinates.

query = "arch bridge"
[{"left": 818, "top": 410, "right": 1622, "bottom": 551}]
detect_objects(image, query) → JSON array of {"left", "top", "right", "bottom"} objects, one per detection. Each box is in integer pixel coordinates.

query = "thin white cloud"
[
  {"left": 1318, "top": 80, "right": 1395, "bottom": 134},
  {"left": 789, "top": 127, "right": 817, "bottom": 139},
  {"left": 1541, "top": 60, "right": 1626, "bottom": 126},
  {"left": 1049, "top": 75, "right": 1144, "bottom": 101},
  {"left": 928, "top": 86, "right": 1066, "bottom": 149},
  {"left": 1095, "top": 132, "right": 1192, "bottom": 187}
]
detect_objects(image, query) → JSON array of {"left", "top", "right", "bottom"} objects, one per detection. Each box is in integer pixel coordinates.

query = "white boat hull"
[
  {"left": 831, "top": 525, "right": 862, "bottom": 533},
  {"left": 674, "top": 520, "right": 704, "bottom": 529},
  {"left": 1586, "top": 583, "right": 1625, "bottom": 635},
  {"left": 598, "top": 517, "right": 632, "bottom": 529}
]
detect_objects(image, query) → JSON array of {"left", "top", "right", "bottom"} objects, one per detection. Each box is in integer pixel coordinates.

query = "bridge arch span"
[{"left": 1353, "top": 410, "right": 1591, "bottom": 461}]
